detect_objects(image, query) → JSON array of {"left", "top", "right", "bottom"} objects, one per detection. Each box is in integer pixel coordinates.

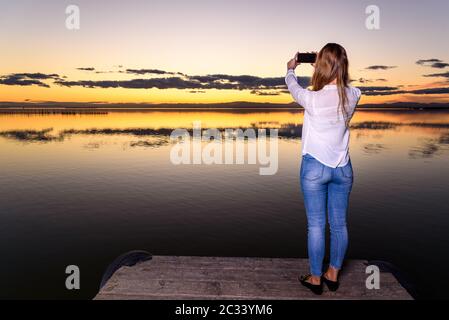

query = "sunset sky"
[{"left": 1, "top": 0, "right": 449, "bottom": 105}]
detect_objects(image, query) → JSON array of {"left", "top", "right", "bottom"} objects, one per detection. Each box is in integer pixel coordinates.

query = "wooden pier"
[{"left": 95, "top": 255, "right": 413, "bottom": 300}]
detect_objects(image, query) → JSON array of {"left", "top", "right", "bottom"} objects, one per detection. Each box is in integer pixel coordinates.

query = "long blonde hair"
[{"left": 311, "top": 43, "right": 350, "bottom": 125}]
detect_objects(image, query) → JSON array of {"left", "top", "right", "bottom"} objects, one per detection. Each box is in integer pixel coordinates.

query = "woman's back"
[{"left": 285, "top": 70, "right": 361, "bottom": 168}]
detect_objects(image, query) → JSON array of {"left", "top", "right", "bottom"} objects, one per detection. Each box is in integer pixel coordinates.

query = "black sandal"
[
  {"left": 298, "top": 274, "right": 323, "bottom": 295},
  {"left": 322, "top": 275, "right": 339, "bottom": 292}
]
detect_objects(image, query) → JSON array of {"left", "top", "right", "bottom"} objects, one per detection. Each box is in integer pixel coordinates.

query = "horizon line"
[{"left": 1, "top": 100, "right": 449, "bottom": 110}]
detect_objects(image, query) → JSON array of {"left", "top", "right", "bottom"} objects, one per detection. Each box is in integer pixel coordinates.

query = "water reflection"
[
  {"left": 351, "top": 121, "right": 399, "bottom": 130},
  {"left": 1, "top": 110, "right": 449, "bottom": 299},
  {"left": 0, "top": 128, "right": 63, "bottom": 142},
  {"left": 129, "top": 138, "right": 171, "bottom": 148},
  {"left": 409, "top": 133, "right": 449, "bottom": 159},
  {"left": 1, "top": 119, "right": 449, "bottom": 159},
  {"left": 363, "top": 143, "right": 388, "bottom": 155}
]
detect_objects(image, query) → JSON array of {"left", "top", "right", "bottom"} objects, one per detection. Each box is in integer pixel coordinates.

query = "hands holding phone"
[
  {"left": 287, "top": 53, "right": 300, "bottom": 70},
  {"left": 287, "top": 52, "right": 317, "bottom": 71}
]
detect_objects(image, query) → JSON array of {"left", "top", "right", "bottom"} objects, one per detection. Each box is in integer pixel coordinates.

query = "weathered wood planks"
[{"left": 95, "top": 256, "right": 413, "bottom": 300}]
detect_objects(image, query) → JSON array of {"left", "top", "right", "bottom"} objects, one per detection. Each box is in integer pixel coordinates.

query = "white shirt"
[{"left": 285, "top": 69, "right": 361, "bottom": 168}]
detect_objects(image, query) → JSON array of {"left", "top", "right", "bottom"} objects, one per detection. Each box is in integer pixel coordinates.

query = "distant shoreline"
[{"left": 1, "top": 101, "right": 449, "bottom": 112}]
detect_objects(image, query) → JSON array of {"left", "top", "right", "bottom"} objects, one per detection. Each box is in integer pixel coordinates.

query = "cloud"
[
  {"left": 250, "top": 90, "right": 282, "bottom": 96},
  {"left": 3, "top": 67, "right": 448, "bottom": 100},
  {"left": 360, "top": 86, "right": 398, "bottom": 92},
  {"left": 77, "top": 67, "right": 96, "bottom": 71},
  {"left": 358, "top": 85, "right": 449, "bottom": 96},
  {"left": 409, "top": 87, "right": 449, "bottom": 95},
  {"left": 77, "top": 67, "right": 180, "bottom": 75},
  {"left": 416, "top": 59, "right": 449, "bottom": 69},
  {"left": 125, "top": 69, "right": 184, "bottom": 76},
  {"left": 77, "top": 67, "right": 123, "bottom": 74},
  {"left": 0, "top": 73, "right": 61, "bottom": 88},
  {"left": 359, "top": 86, "right": 405, "bottom": 96},
  {"left": 189, "top": 74, "right": 308, "bottom": 90},
  {"left": 365, "top": 65, "right": 397, "bottom": 71},
  {"left": 354, "top": 78, "right": 387, "bottom": 83},
  {"left": 189, "top": 90, "right": 206, "bottom": 93},
  {"left": 2, "top": 67, "right": 313, "bottom": 93},
  {"left": 13, "top": 73, "right": 60, "bottom": 80},
  {"left": 55, "top": 78, "right": 204, "bottom": 89},
  {"left": 423, "top": 71, "right": 449, "bottom": 79},
  {"left": 432, "top": 63, "right": 449, "bottom": 68},
  {"left": 55, "top": 73, "right": 311, "bottom": 91},
  {"left": 416, "top": 59, "right": 441, "bottom": 64},
  {"left": 355, "top": 78, "right": 372, "bottom": 83}
]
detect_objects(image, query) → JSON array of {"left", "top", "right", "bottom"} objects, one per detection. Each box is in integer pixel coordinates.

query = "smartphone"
[{"left": 297, "top": 53, "right": 317, "bottom": 64}]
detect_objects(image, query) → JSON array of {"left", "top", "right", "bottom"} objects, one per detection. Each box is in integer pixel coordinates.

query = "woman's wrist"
[{"left": 287, "top": 55, "right": 299, "bottom": 71}]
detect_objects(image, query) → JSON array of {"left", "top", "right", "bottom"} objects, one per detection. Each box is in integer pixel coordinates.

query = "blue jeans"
[{"left": 300, "top": 153, "right": 353, "bottom": 276}]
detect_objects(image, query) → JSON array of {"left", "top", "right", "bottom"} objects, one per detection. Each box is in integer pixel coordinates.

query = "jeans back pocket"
[
  {"left": 301, "top": 156, "right": 324, "bottom": 181},
  {"left": 340, "top": 161, "right": 354, "bottom": 179}
]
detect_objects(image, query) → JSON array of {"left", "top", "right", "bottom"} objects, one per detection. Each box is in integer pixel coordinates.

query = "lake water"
[{"left": 0, "top": 109, "right": 448, "bottom": 299}]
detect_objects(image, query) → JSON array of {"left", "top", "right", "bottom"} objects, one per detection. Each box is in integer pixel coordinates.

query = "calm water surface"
[{"left": 0, "top": 109, "right": 448, "bottom": 299}]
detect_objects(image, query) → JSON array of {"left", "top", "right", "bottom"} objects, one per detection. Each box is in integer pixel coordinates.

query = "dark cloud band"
[
  {"left": 423, "top": 71, "right": 449, "bottom": 79},
  {"left": 0, "top": 73, "right": 61, "bottom": 88},
  {"left": 360, "top": 85, "right": 449, "bottom": 96},
  {"left": 416, "top": 59, "right": 449, "bottom": 69},
  {"left": 76, "top": 67, "right": 96, "bottom": 71},
  {"left": 365, "top": 65, "right": 397, "bottom": 71},
  {"left": 54, "top": 74, "right": 311, "bottom": 92},
  {"left": 125, "top": 69, "right": 182, "bottom": 75}
]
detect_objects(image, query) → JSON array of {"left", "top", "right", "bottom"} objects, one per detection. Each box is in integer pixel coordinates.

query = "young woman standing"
[{"left": 285, "top": 43, "right": 362, "bottom": 295}]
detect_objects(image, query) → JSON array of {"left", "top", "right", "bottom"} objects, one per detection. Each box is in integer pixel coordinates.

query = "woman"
[{"left": 285, "top": 43, "right": 361, "bottom": 295}]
